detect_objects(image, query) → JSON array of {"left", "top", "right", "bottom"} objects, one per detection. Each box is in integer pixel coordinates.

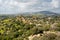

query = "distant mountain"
[
  {"left": 39, "top": 11, "right": 57, "bottom": 15},
  {"left": 19, "top": 11, "right": 60, "bottom": 16},
  {"left": 40, "top": 11, "right": 55, "bottom": 14},
  {"left": 36, "top": 11, "right": 58, "bottom": 15}
]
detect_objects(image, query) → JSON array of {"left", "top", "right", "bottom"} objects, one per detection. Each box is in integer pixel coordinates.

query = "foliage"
[{"left": 0, "top": 15, "right": 60, "bottom": 40}]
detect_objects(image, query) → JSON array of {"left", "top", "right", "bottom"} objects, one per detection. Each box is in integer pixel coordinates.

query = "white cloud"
[
  {"left": 3, "top": 0, "right": 38, "bottom": 12},
  {"left": 0, "top": 0, "right": 3, "bottom": 4},
  {"left": 0, "top": 0, "right": 60, "bottom": 14},
  {"left": 51, "top": 0, "right": 59, "bottom": 8},
  {"left": 0, "top": 0, "right": 2, "bottom": 2}
]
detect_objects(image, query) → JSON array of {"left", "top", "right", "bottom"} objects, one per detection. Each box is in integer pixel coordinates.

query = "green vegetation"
[{"left": 0, "top": 14, "right": 60, "bottom": 40}]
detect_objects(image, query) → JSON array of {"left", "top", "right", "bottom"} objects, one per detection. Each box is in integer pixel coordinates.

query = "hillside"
[{"left": 0, "top": 14, "right": 60, "bottom": 40}]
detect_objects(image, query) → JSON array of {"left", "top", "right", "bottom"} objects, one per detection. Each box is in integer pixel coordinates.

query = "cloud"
[
  {"left": 0, "top": 0, "right": 2, "bottom": 3},
  {"left": 0, "top": 0, "right": 60, "bottom": 14},
  {"left": 51, "top": 0, "right": 59, "bottom": 8},
  {"left": 0, "top": 0, "right": 3, "bottom": 4},
  {"left": 2, "top": 0, "right": 38, "bottom": 12}
]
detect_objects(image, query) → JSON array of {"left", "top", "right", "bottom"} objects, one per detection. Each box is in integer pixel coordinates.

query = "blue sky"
[{"left": 0, "top": 0, "right": 60, "bottom": 14}]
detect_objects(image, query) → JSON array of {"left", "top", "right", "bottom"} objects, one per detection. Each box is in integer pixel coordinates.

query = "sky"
[{"left": 0, "top": 0, "right": 60, "bottom": 14}]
